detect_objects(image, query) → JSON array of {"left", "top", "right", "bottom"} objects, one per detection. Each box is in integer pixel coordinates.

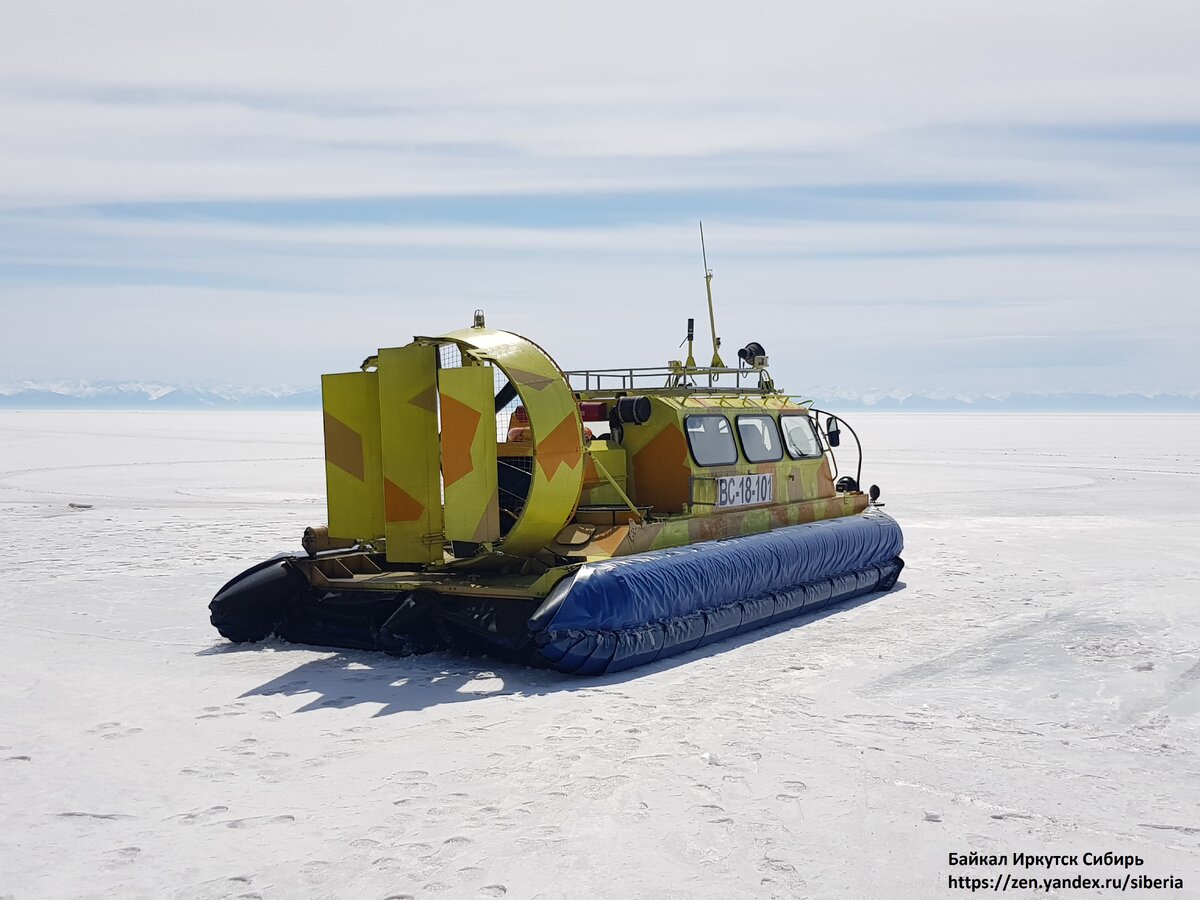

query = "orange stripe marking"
[{"left": 384, "top": 477, "right": 425, "bottom": 523}]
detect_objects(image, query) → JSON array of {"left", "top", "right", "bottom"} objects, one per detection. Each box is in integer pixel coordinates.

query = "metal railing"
[{"left": 563, "top": 365, "right": 773, "bottom": 394}]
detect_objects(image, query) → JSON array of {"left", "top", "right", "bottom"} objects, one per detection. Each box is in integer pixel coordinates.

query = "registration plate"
[{"left": 715, "top": 473, "right": 774, "bottom": 508}]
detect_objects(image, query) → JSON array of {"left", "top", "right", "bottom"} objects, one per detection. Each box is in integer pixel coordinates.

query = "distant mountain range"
[
  {"left": 1, "top": 380, "right": 1198, "bottom": 411},
  {"left": 803, "top": 387, "right": 1200, "bottom": 412},
  {"left": 0, "top": 380, "right": 319, "bottom": 410}
]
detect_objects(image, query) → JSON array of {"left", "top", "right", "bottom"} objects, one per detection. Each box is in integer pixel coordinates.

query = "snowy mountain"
[
  {"left": 0, "top": 380, "right": 320, "bottom": 410},
  {"left": 805, "top": 387, "right": 1200, "bottom": 412},
  {"left": 2, "top": 380, "right": 1198, "bottom": 411}
]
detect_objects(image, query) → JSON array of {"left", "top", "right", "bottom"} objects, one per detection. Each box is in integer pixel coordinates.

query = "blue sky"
[{"left": 1, "top": 1, "right": 1197, "bottom": 395}]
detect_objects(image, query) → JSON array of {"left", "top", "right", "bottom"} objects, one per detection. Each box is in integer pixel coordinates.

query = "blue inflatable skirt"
[{"left": 525, "top": 511, "right": 904, "bottom": 674}]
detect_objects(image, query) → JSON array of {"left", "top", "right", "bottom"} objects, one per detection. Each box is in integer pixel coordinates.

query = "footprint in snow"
[
  {"left": 1139, "top": 823, "right": 1200, "bottom": 835},
  {"left": 101, "top": 726, "right": 144, "bottom": 739},
  {"left": 88, "top": 722, "right": 143, "bottom": 739},
  {"left": 222, "top": 814, "right": 296, "bottom": 828},
  {"left": 172, "top": 805, "right": 230, "bottom": 824},
  {"left": 198, "top": 703, "right": 248, "bottom": 719},
  {"left": 395, "top": 769, "right": 430, "bottom": 780},
  {"left": 300, "top": 860, "right": 331, "bottom": 881},
  {"left": 103, "top": 846, "right": 142, "bottom": 863}
]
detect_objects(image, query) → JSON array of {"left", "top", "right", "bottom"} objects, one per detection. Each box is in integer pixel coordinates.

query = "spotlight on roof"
[{"left": 737, "top": 341, "right": 768, "bottom": 368}]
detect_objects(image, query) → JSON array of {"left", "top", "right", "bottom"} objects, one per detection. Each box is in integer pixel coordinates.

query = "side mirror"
[{"left": 826, "top": 418, "right": 841, "bottom": 448}]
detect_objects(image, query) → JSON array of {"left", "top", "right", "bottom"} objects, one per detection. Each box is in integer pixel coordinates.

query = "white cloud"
[
  {"left": 3, "top": 1, "right": 1198, "bottom": 201},
  {"left": 0, "top": 1, "right": 1197, "bottom": 392}
]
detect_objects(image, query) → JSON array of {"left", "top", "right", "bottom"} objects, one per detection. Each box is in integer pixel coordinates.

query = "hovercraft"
[{"left": 211, "top": 267, "right": 904, "bottom": 674}]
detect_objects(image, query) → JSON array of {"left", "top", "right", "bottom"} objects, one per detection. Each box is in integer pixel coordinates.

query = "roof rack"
[{"left": 563, "top": 365, "right": 773, "bottom": 395}]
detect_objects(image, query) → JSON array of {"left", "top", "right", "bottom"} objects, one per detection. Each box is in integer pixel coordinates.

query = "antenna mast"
[{"left": 699, "top": 220, "right": 725, "bottom": 368}]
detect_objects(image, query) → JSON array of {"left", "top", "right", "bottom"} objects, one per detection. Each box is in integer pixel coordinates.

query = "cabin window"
[
  {"left": 780, "top": 414, "right": 822, "bottom": 459},
  {"left": 736, "top": 415, "right": 783, "bottom": 463},
  {"left": 684, "top": 415, "right": 738, "bottom": 466}
]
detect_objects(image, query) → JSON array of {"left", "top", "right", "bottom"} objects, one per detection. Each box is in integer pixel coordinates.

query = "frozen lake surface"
[{"left": 2, "top": 411, "right": 1199, "bottom": 898}]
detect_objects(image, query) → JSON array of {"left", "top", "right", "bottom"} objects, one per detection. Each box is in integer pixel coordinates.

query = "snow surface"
[{"left": 1, "top": 410, "right": 1198, "bottom": 899}]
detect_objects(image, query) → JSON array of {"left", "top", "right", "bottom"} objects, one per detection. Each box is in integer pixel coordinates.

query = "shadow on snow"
[{"left": 197, "top": 582, "right": 906, "bottom": 716}]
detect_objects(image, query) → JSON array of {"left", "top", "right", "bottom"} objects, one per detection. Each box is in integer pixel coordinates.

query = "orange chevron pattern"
[
  {"left": 384, "top": 477, "right": 425, "bottom": 523},
  {"left": 440, "top": 393, "right": 481, "bottom": 488},
  {"left": 536, "top": 413, "right": 583, "bottom": 480},
  {"left": 323, "top": 412, "right": 364, "bottom": 481}
]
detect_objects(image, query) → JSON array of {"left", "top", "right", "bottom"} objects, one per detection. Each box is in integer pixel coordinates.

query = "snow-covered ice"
[{"left": 1, "top": 410, "right": 1198, "bottom": 899}]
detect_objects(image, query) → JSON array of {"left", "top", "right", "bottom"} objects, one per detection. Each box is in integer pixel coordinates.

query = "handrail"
[
  {"left": 563, "top": 365, "right": 773, "bottom": 393},
  {"left": 809, "top": 407, "right": 863, "bottom": 490}
]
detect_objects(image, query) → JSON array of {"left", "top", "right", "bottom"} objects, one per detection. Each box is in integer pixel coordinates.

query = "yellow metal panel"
[
  {"left": 580, "top": 446, "right": 628, "bottom": 506},
  {"left": 321, "top": 371, "right": 384, "bottom": 542},
  {"left": 438, "top": 365, "right": 500, "bottom": 544},
  {"left": 377, "top": 344, "right": 444, "bottom": 564},
  {"left": 438, "top": 327, "right": 585, "bottom": 556}
]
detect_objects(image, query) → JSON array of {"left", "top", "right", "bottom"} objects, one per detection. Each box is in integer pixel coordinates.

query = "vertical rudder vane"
[
  {"left": 321, "top": 371, "right": 384, "bottom": 545},
  {"left": 377, "top": 344, "right": 444, "bottom": 564},
  {"left": 438, "top": 363, "right": 501, "bottom": 546}
]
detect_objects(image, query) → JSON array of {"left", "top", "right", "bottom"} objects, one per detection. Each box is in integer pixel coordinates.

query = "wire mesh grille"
[
  {"left": 495, "top": 398, "right": 521, "bottom": 442},
  {"left": 437, "top": 343, "right": 514, "bottom": 441},
  {"left": 497, "top": 455, "right": 532, "bottom": 529}
]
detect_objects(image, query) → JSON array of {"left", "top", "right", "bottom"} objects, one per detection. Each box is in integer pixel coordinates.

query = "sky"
[{"left": 1, "top": 1, "right": 1197, "bottom": 396}]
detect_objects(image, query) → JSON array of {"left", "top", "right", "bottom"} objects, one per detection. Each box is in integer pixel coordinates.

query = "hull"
[{"left": 210, "top": 512, "right": 903, "bottom": 675}]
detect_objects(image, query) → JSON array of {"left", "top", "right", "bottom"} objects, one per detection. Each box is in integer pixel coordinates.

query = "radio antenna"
[{"left": 699, "top": 220, "right": 725, "bottom": 368}]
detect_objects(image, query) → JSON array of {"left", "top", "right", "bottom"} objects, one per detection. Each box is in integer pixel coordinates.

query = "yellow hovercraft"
[{"left": 210, "top": 262, "right": 904, "bottom": 674}]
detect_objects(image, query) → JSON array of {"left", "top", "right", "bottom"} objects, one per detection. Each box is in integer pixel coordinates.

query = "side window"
[
  {"left": 780, "top": 415, "right": 821, "bottom": 459},
  {"left": 684, "top": 415, "right": 738, "bottom": 466},
  {"left": 736, "top": 415, "right": 783, "bottom": 463}
]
